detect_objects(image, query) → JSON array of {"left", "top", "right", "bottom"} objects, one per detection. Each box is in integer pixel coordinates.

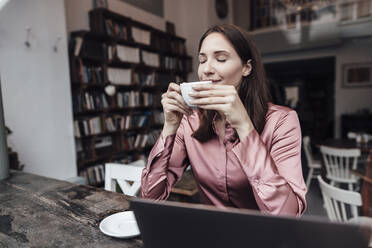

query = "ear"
[{"left": 242, "top": 59, "right": 252, "bottom": 77}]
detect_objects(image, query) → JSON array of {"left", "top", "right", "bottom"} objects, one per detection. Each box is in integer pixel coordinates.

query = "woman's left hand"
[{"left": 189, "top": 84, "right": 254, "bottom": 138}]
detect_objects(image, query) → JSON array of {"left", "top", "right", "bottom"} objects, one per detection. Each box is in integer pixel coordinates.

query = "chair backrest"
[
  {"left": 105, "top": 160, "right": 145, "bottom": 196},
  {"left": 320, "top": 145, "right": 360, "bottom": 182},
  {"left": 317, "top": 176, "right": 362, "bottom": 222},
  {"left": 303, "top": 136, "right": 314, "bottom": 165},
  {"left": 348, "top": 132, "right": 372, "bottom": 143},
  {"left": 347, "top": 132, "right": 357, "bottom": 139}
]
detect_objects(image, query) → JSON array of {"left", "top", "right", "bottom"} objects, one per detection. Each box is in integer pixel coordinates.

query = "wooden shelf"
[
  {"left": 69, "top": 8, "right": 191, "bottom": 186},
  {"left": 77, "top": 146, "right": 153, "bottom": 169}
]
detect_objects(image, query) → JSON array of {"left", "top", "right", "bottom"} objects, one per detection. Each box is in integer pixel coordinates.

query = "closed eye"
[{"left": 199, "top": 55, "right": 207, "bottom": 64}]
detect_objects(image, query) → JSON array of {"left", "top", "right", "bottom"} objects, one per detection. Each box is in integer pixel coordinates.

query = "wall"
[
  {"left": 65, "top": 0, "right": 234, "bottom": 82},
  {"left": 262, "top": 37, "right": 372, "bottom": 138},
  {"left": 0, "top": 0, "right": 76, "bottom": 179},
  {"left": 0, "top": 0, "right": 233, "bottom": 179},
  {"left": 233, "top": 0, "right": 250, "bottom": 31}
]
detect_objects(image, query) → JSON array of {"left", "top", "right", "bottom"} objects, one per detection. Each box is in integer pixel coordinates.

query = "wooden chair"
[
  {"left": 303, "top": 136, "right": 322, "bottom": 189},
  {"left": 320, "top": 145, "right": 360, "bottom": 191},
  {"left": 317, "top": 175, "right": 362, "bottom": 222},
  {"left": 105, "top": 160, "right": 145, "bottom": 197}
]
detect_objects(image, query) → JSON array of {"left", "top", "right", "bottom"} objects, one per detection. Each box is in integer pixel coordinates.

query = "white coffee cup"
[{"left": 180, "top": 81, "right": 212, "bottom": 109}]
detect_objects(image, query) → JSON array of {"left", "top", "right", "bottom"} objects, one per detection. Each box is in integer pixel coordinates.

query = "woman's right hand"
[{"left": 161, "top": 82, "right": 192, "bottom": 137}]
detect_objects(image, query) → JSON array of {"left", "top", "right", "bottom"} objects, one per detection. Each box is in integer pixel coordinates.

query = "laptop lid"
[{"left": 130, "top": 198, "right": 371, "bottom": 248}]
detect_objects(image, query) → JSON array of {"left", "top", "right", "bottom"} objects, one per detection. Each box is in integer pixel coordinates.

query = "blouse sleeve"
[
  {"left": 232, "top": 110, "right": 307, "bottom": 216},
  {"left": 140, "top": 119, "right": 189, "bottom": 200}
]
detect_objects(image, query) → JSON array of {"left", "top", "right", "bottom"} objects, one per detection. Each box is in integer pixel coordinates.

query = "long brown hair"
[{"left": 192, "top": 24, "right": 271, "bottom": 142}]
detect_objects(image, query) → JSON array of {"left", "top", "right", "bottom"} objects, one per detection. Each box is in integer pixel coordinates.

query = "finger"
[
  {"left": 164, "top": 98, "right": 192, "bottom": 114},
  {"left": 164, "top": 103, "right": 189, "bottom": 115},
  {"left": 192, "top": 84, "right": 235, "bottom": 91},
  {"left": 168, "top": 82, "right": 182, "bottom": 94},
  {"left": 189, "top": 89, "right": 234, "bottom": 98},
  {"left": 166, "top": 91, "right": 191, "bottom": 111},
  {"left": 190, "top": 96, "right": 234, "bottom": 105},
  {"left": 197, "top": 103, "right": 230, "bottom": 112}
]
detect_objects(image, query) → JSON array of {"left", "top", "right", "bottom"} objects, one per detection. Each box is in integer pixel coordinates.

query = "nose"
[{"left": 202, "top": 60, "right": 215, "bottom": 76}]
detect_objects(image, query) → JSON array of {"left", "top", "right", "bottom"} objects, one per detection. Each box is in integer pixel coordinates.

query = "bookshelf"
[{"left": 68, "top": 8, "right": 192, "bottom": 186}]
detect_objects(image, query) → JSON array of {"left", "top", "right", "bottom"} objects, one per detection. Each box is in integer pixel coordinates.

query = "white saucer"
[{"left": 99, "top": 211, "right": 140, "bottom": 238}]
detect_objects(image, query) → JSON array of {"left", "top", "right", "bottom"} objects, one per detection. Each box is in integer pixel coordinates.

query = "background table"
[
  {"left": 0, "top": 171, "right": 142, "bottom": 247},
  {"left": 169, "top": 170, "right": 200, "bottom": 203}
]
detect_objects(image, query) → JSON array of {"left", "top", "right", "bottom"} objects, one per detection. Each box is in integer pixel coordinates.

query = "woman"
[{"left": 141, "top": 24, "right": 307, "bottom": 216}]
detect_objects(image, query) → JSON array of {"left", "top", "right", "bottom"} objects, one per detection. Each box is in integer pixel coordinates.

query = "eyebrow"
[{"left": 199, "top": 50, "right": 229, "bottom": 56}]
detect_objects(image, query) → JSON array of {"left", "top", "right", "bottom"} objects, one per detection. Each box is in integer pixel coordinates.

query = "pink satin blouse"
[{"left": 141, "top": 103, "right": 307, "bottom": 216}]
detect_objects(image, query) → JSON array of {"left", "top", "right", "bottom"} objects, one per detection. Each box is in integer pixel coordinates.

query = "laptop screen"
[{"left": 130, "top": 198, "right": 370, "bottom": 248}]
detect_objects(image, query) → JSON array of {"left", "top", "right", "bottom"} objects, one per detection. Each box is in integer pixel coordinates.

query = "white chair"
[
  {"left": 347, "top": 131, "right": 358, "bottom": 139},
  {"left": 303, "top": 136, "right": 322, "bottom": 189},
  {"left": 105, "top": 159, "right": 145, "bottom": 197},
  {"left": 317, "top": 175, "right": 362, "bottom": 222},
  {"left": 347, "top": 131, "right": 372, "bottom": 142},
  {"left": 320, "top": 146, "right": 360, "bottom": 191},
  {"left": 318, "top": 175, "right": 372, "bottom": 246}
]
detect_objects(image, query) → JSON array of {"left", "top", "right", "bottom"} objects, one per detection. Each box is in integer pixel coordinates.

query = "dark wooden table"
[
  {"left": 169, "top": 170, "right": 200, "bottom": 203},
  {"left": 0, "top": 171, "right": 142, "bottom": 247},
  {"left": 358, "top": 149, "right": 372, "bottom": 216}
]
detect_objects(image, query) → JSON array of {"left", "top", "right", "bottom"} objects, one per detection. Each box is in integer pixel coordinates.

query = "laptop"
[{"left": 130, "top": 198, "right": 371, "bottom": 248}]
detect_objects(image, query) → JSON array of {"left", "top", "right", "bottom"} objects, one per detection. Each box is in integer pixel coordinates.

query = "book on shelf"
[
  {"left": 134, "top": 72, "right": 155, "bottom": 86},
  {"left": 103, "top": 114, "right": 149, "bottom": 131},
  {"left": 141, "top": 92, "right": 154, "bottom": 106},
  {"left": 76, "top": 92, "right": 109, "bottom": 112},
  {"left": 74, "top": 117, "right": 103, "bottom": 137},
  {"left": 93, "top": 93, "right": 104, "bottom": 110},
  {"left": 142, "top": 50, "right": 160, "bottom": 67},
  {"left": 74, "top": 121, "right": 81, "bottom": 138},
  {"left": 74, "top": 37, "right": 84, "bottom": 56},
  {"left": 133, "top": 113, "right": 150, "bottom": 128},
  {"left": 95, "top": 136, "right": 113, "bottom": 150},
  {"left": 123, "top": 115, "right": 131, "bottom": 130},
  {"left": 140, "top": 134, "right": 149, "bottom": 148},
  {"left": 161, "top": 56, "right": 177, "bottom": 70},
  {"left": 134, "top": 134, "right": 141, "bottom": 148},
  {"left": 76, "top": 59, "right": 104, "bottom": 84},
  {"left": 107, "top": 67, "right": 132, "bottom": 85},
  {"left": 133, "top": 134, "right": 149, "bottom": 148},
  {"left": 153, "top": 110, "right": 164, "bottom": 125},
  {"left": 80, "top": 164, "right": 105, "bottom": 185},
  {"left": 104, "top": 18, "right": 128, "bottom": 40},
  {"left": 143, "top": 72, "right": 155, "bottom": 86},
  {"left": 131, "top": 26, "right": 151, "bottom": 45},
  {"left": 147, "top": 129, "right": 162, "bottom": 146},
  {"left": 114, "top": 45, "right": 140, "bottom": 63},
  {"left": 116, "top": 91, "right": 140, "bottom": 107}
]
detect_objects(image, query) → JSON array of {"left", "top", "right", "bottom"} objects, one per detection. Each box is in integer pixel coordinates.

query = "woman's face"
[{"left": 198, "top": 32, "right": 250, "bottom": 88}]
